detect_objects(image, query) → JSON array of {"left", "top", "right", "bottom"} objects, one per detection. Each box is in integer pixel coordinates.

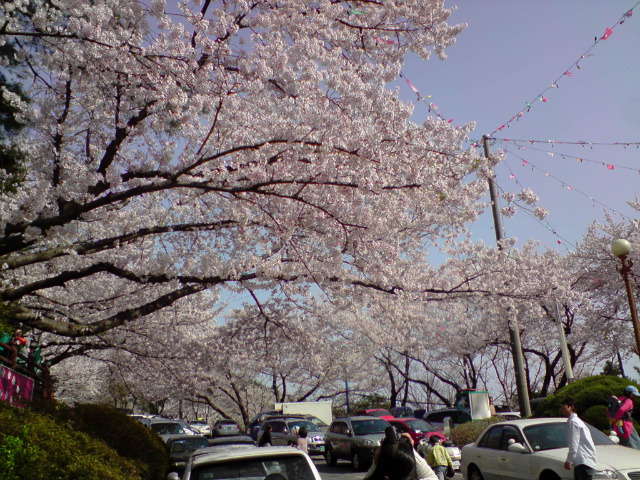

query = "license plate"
[{"left": 318, "top": 446, "right": 325, "bottom": 452}]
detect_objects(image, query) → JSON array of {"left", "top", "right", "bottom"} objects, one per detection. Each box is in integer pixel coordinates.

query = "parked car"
[
  {"left": 390, "top": 418, "right": 461, "bottom": 471},
  {"left": 388, "top": 418, "right": 446, "bottom": 445},
  {"left": 212, "top": 418, "right": 241, "bottom": 437},
  {"left": 257, "top": 417, "right": 326, "bottom": 455},
  {"left": 461, "top": 417, "right": 640, "bottom": 480},
  {"left": 165, "top": 434, "right": 210, "bottom": 474},
  {"left": 247, "top": 410, "right": 280, "bottom": 440},
  {"left": 143, "top": 418, "right": 197, "bottom": 441},
  {"left": 167, "top": 445, "right": 323, "bottom": 480},
  {"left": 324, "top": 416, "right": 390, "bottom": 471},
  {"left": 207, "top": 435, "right": 256, "bottom": 449},
  {"left": 496, "top": 411, "right": 522, "bottom": 421},
  {"left": 357, "top": 408, "right": 394, "bottom": 420},
  {"left": 423, "top": 408, "right": 472, "bottom": 430},
  {"left": 188, "top": 419, "right": 212, "bottom": 437},
  {"left": 389, "top": 406, "right": 415, "bottom": 418}
]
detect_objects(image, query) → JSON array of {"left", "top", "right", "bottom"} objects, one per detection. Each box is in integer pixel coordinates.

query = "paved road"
[{"left": 312, "top": 457, "right": 464, "bottom": 480}]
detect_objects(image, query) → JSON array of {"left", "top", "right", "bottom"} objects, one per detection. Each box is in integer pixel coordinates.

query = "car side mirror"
[
  {"left": 507, "top": 442, "right": 528, "bottom": 454},
  {"left": 346, "top": 430, "right": 353, "bottom": 437},
  {"left": 166, "top": 473, "right": 180, "bottom": 480}
]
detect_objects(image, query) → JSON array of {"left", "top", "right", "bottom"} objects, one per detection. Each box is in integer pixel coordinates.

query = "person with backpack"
[{"left": 612, "top": 386, "right": 640, "bottom": 449}]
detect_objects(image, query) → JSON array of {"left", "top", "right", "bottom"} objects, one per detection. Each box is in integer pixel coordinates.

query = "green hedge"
[
  {"left": 450, "top": 417, "right": 501, "bottom": 446},
  {"left": 59, "top": 404, "right": 169, "bottom": 480},
  {"left": 532, "top": 375, "right": 640, "bottom": 431},
  {"left": 0, "top": 401, "right": 142, "bottom": 480}
]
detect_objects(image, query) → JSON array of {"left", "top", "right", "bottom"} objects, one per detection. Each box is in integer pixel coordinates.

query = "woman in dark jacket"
[{"left": 258, "top": 424, "right": 272, "bottom": 447}]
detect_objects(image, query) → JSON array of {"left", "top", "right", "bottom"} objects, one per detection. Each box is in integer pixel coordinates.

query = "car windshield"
[
  {"left": 152, "top": 423, "right": 186, "bottom": 435},
  {"left": 190, "top": 454, "right": 316, "bottom": 480},
  {"left": 523, "top": 422, "right": 615, "bottom": 452},
  {"left": 404, "top": 419, "right": 435, "bottom": 432},
  {"left": 288, "top": 420, "right": 320, "bottom": 433},
  {"left": 305, "top": 416, "right": 328, "bottom": 428},
  {"left": 352, "top": 419, "right": 389, "bottom": 435},
  {"left": 171, "top": 437, "right": 210, "bottom": 453}
]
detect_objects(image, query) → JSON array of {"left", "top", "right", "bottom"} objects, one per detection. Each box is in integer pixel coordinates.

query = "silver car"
[
  {"left": 257, "top": 417, "right": 326, "bottom": 455},
  {"left": 212, "top": 419, "right": 241, "bottom": 437},
  {"left": 168, "top": 445, "right": 322, "bottom": 480},
  {"left": 324, "top": 416, "right": 389, "bottom": 471}
]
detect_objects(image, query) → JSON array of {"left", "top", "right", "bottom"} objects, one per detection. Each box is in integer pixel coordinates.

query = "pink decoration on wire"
[
  {"left": 374, "top": 36, "right": 394, "bottom": 44},
  {"left": 563, "top": 71, "right": 574, "bottom": 76},
  {"left": 607, "top": 164, "right": 615, "bottom": 170},
  {"left": 601, "top": 27, "right": 613, "bottom": 40},
  {"left": 405, "top": 79, "right": 419, "bottom": 94},
  {"left": 522, "top": 160, "right": 528, "bottom": 166},
  {"left": 509, "top": 173, "right": 515, "bottom": 180}
]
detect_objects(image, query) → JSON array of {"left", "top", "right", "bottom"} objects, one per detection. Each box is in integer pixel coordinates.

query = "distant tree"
[{"left": 601, "top": 360, "right": 622, "bottom": 377}]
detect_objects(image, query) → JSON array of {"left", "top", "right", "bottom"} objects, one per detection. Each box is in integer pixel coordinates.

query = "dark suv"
[
  {"left": 323, "top": 416, "right": 389, "bottom": 470},
  {"left": 423, "top": 408, "right": 472, "bottom": 430},
  {"left": 257, "top": 416, "right": 326, "bottom": 455}
]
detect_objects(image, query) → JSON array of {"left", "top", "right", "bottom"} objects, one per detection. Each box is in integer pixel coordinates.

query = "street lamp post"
[{"left": 611, "top": 239, "right": 640, "bottom": 360}]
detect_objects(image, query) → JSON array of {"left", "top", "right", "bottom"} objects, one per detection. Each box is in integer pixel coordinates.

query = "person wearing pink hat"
[{"left": 614, "top": 385, "right": 640, "bottom": 449}]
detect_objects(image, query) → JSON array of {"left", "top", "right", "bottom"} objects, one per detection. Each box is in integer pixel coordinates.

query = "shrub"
[
  {"left": 531, "top": 375, "right": 640, "bottom": 432},
  {"left": 56, "top": 403, "right": 169, "bottom": 480},
  {"left": 450, "top": 417, "right": 501, "bottom": 447},
  {"left": 0, "top": 401, "right": 142, "bottom": 480}
]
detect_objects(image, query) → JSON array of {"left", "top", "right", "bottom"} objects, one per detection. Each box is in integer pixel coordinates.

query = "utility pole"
[
  {"left": 483, "top": 135, "right": 532, "bottom": 417},
  {"left": 554, "top": 296, "right": 574, "bottom": 383}
]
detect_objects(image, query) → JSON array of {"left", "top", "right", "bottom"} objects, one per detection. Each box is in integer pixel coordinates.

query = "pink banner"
[{"left": 0, "top": 366, "right": 34, "bottom": 407}]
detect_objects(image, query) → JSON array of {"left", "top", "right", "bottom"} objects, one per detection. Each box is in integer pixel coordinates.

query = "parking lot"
[{"left": 312, "top": 457, "right": 463, "bottom": 480}]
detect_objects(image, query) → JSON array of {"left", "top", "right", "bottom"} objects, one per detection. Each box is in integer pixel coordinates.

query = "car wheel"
[
  {"left": 351, "top": 451, "right": 364, "bottom": 471},
  {"left": 325, "top": 447, "right": 337, "bottom": 467},
  {"left": 540, "top": 471, "right": 561, "bottom": 480},
  {"left": 469, "top": 466, "right": 484, "bottom": 480}
]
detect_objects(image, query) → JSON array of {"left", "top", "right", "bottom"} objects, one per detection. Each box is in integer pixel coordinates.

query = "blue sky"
[{"left": 399, "top": 1, "right": 640, "bottom": 253}]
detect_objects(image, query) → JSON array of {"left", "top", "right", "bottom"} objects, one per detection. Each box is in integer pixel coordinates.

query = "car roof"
[
  {"left": 166, "top": 434, "right": 206, "bottom": 442},
  {"left": 265, "top": 415, "right": 313, "bottom": 421},
  {"left": 208, "top": 435, "right": 255, "bottom": 445},
  {"left": 148, "top": 418, "right": 181, "bottom": 424},
  {"left": 425, "top": 408, "right": 457, "bottom": 414},
  {"left": 333, "top": 416, "right": 389, "bottom": 422},
  {"left": 488, "top": 417, "right": 566, "bottom": 427},
  {"left": 190, "top": 445, "right": 307, "bottom": 468}
]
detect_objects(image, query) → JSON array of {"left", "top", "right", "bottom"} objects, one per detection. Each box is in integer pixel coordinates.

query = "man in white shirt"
[{"left": 562, "top": 397, "right": 598, "bottom": 480}]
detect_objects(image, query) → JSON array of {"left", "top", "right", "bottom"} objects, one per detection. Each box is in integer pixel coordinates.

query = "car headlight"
[
  {"left": 594, "top": 470, "right": 620, "bottom": 480},
  {"left": 363, "top": 439, "right": 376, "bottom": 446}
]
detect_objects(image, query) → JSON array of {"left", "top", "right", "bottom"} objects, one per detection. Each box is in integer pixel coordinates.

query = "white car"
[
  {"left": 188, "top": 420, "right": 212, "bottom": 437},
  {"left": 167, "top": 445, "right": 322, "bottom": 480},
  {"left": 461, "top": 417, "right": 640, "bottom": 480}
]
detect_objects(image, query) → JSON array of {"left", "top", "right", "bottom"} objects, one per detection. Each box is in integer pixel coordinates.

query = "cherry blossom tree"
[{"left": 0, "top": 0, "right": 495, "bottom": 342}]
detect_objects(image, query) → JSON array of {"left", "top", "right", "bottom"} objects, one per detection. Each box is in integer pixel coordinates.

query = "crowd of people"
[{"left": 362, "top": 426, "right": 454, "bottom": 480}]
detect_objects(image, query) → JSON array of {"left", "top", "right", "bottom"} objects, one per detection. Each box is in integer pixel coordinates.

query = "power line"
[{"left": 489, "top": 3, "right": 639, "bottom": 136}]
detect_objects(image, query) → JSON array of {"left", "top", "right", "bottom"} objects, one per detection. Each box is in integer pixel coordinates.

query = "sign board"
[
  {"left": 0, "top": 366, "right": 34, "bottom": 407},
  {"left": 468, "top": 391, "right": 491, "bottom": 420}
]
